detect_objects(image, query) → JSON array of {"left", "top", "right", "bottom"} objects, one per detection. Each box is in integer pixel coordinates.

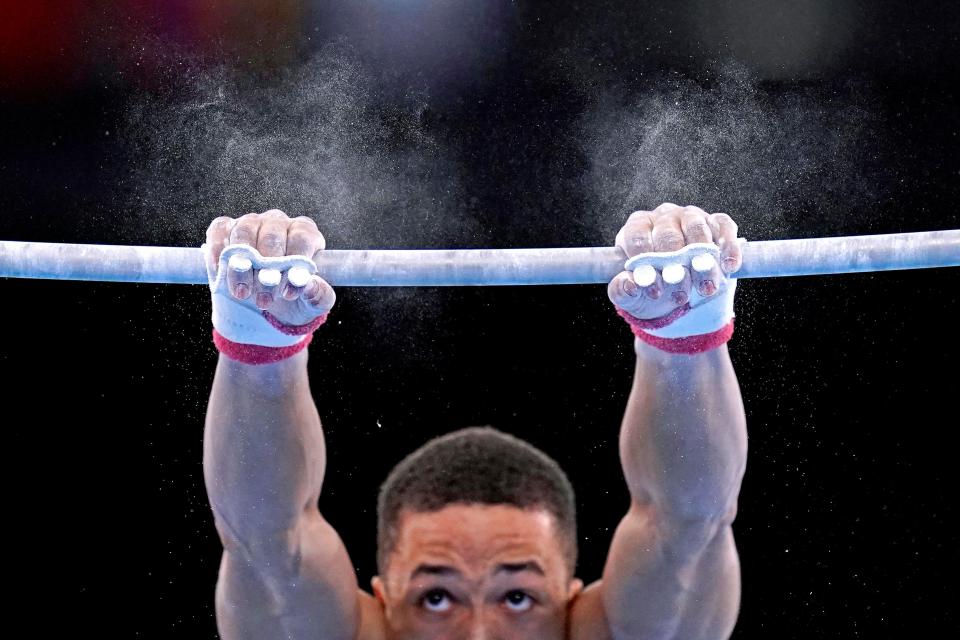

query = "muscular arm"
[
  {"left": 591, "top": 338, "right": 747, "bottom": 640},
  {"left": 567, "top": 204, "right": 747, "bottom": 640},
  {"left": 201, "top": 210, "right": 383, "bottom": 640},
  {"left": 203, "top": 349, "right": 373, "bottom": 640}
]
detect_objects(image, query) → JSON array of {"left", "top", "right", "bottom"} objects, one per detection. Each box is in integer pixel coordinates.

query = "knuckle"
[
  {"left": 287, "top": 229, "right": 313, "bottom": 246},
  {"left": 682, "top": 216, "right": 708, "bottom": 230},
  {"left": 712, "top": 212, "right": 737, "bottom": 228},
  {"left": 292, "top": 215, "right": 318, "bottom": 228},
  {"left": 655, "top": 229, "right": 684, "bottom": 248},
  {"left": 207, "top": 216, "right": 233, "bottom": 236},
  {"left": 231, "top": 224, "right": 256, "bottom": 242},
  {"left": 683, "top": 220, "right": 710, "bottom": 238},
  {"left": 261, "top": 208, "right": 287, "bottom": 218},
  {"left": 624, "top": 218, "right": 651, "bottom": 233},
  {"left": 259, "top": 232, "right": 284, "bottom": 249}
]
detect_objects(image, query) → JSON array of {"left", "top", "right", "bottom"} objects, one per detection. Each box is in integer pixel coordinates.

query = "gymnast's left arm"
[{"left": 569, "top": 204, "right": 748, "bottom": 640}]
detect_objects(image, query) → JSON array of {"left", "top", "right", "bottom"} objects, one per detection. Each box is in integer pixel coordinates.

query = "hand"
[
  {"left": 608, "top": 203, "right": 742, "bottom": 321},
  {"left": 204, "top": 209, "right": 336, "bottom": 328}
]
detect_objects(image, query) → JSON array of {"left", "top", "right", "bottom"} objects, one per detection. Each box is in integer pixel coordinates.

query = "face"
[{"left": 372, "top": 504, "right": 583, "bottom": 640}]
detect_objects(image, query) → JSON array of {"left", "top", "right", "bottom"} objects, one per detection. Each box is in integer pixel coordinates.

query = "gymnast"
[{"left": 202, "top": 202, "right": 747, "bottom": 639}]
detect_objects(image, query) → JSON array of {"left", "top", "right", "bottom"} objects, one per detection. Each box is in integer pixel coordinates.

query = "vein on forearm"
[
  {"left": 204, "top": 350, "right": 327, "bottom": 547},
  {"left": 620, "top": 340, "right": 748, "bottom": 525}
]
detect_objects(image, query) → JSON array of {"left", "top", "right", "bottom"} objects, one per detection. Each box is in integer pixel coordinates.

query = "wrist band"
[
  {"left": 616, "top": 306, "right": 734, "bottom": 355},
  {"left": 213, "top": 312, "right": 329, "bottom": 365}
]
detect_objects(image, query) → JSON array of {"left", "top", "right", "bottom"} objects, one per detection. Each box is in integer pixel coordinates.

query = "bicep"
[
  {"left": 598, "top": 502, "right": 741, "bottom": 640},
  {"left": 215, "top": 509, "right": 367, "bottom": 640}
]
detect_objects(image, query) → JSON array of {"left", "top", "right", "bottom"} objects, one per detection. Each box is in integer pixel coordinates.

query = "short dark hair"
[{"left": 377, "top": 426, "right": 577, "bottom": 576}]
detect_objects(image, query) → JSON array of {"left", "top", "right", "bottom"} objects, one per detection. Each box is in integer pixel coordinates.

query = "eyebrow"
[{"left": 409, "top": 561, "right": 546, "bottom": 581}]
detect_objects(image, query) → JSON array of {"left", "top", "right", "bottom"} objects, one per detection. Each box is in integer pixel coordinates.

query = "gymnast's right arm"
[{"left": 201, "top": 211, "right": 384, "bottom": 640}]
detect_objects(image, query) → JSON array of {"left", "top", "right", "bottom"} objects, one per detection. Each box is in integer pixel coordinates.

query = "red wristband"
[
  {"left": 616, "top": 306, "right": 734, "bottom": 355},
  {"left": 212, "top": 312, "right": 329, "bottom": 365}
]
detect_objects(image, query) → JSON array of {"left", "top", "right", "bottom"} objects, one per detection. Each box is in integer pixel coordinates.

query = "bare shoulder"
[
  {"left": 567, "top": 580, "right": 613, "bottom": 640},
  {"left": 356, "top": 589, "right": 388, "bottom": 640}
]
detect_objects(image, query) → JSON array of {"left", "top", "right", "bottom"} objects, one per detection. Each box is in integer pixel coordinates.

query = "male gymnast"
[{"left": 202, "top": 202, "right": 747, "bottom": 639}]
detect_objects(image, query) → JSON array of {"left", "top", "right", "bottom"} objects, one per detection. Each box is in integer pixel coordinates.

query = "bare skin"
[
  {"left": 372, "top": 505, "right": 583, "bottom": 639},
  {"left": 203, "top": 203, "right": 748, "bottom": 639}
]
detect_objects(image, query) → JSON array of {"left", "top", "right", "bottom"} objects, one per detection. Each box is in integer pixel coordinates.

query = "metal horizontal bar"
[{"left": 0, "top": 229, "right": 958, "bottom": 286}]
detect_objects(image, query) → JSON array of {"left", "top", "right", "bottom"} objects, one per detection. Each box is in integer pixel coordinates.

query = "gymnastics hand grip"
[{"left": 205, "top": 244, "right": 320, "bottom": 348}]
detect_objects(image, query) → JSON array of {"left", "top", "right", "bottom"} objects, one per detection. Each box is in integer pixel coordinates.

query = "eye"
[
  {"left": 420, "top": 589, "right": 454, "bottom": 613},
  {"left": 503, "top": 590, "right": 534, "bottom": 613}
]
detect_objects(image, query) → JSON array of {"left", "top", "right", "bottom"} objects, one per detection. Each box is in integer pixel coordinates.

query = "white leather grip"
[
  {"left": 624, "top": 242, "right": 738, "bottom": 338},
  {"left": 204, "top": 243, "right": 319, "bottom": 347}
]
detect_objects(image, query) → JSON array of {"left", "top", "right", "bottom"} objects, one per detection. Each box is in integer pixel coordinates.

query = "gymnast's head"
[{"left": 372, "top": 426, "right": 583, "bottom": 638}]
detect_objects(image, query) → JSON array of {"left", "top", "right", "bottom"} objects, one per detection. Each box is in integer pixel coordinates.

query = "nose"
[
  {"left": 466, "top": 625, "right": 491, "bottom": 640},
  {"left": 463, "top": 614, "right": 493, "bottom": 640}
]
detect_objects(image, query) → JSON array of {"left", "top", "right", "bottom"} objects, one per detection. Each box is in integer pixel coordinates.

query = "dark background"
[{"left": 1, "top": 1, "right": 958, "bottom": 637}]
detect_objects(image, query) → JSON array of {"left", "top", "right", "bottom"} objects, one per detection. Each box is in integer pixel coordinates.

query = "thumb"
[
  {"left": 609, "top": 268, "right": 679, "bottom": 320},
  {"left": 299, "top": 275, "right": 337, "bottom": 316},
  {"left": 608, "top": 270, "right": 643, "bottom": 309}
]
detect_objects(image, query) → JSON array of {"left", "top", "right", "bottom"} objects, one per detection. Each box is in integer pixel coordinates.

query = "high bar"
[{"left": 0, "top": 229, "right": 957, "bottom": 286}]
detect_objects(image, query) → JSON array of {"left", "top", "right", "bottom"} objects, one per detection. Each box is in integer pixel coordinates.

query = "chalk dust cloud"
[
  {"left": 575, "top": 63, "right": 892, "bottom": 242},
  {"left": 122, "top": 40, "right": 477, "bottom": 251}
]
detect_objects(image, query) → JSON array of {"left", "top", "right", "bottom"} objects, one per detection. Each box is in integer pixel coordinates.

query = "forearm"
[
  {"left": 203, "top": 349, "right": 326, "bottom": 549},
  {"left": 620, "top": 337, "right": 747, "bottom": 525}
]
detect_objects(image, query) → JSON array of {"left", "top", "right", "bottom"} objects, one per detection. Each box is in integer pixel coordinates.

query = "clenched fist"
[
  {"left": 608, "top": 203, "right": 742, "bottom": 354},
  {"left": 202, "top": 210, "right": 337, "bottom": 366},
  {"left": 608, "top": 203, "right": 741, "bottom": 320},
  {"left": 204, "top": 209, "right": 336, "bottom": 329}
]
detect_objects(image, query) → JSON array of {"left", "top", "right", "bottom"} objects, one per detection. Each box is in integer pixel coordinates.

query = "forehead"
[{"left": 391, "top": 504, "right": 562, "bottom": 567}]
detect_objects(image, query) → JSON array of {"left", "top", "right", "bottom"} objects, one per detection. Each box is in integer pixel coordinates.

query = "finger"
[
  {"left": 631, "top": 263, "right": 664, "bottom": 301},
  {"left": 283, "top": 216, "right": 326, "bottom": 300},
  {"left": 711, "top": 212, "right": 742, "bottom": 274},
  {"left": 300, "top": 275, "right": 336, "bottom": 314},
  {"left": 690, "top": 252, "right": 722, "bottom": 297},
  {"left": 615, "top": 211, "right": 655, "bottom": 258},
  {"left": 680, "top": 206, "right": 714, "bottom": 244},
  {"left": 252, "top": 210, "right": 290, "bottom": 308},
  {"left": 227, "top": 252, "right": 254, "bottom": 300},
  {"left": 254, "top": 266, "right": 282, "bottom": 309},
  {"left": 229, "top": 212, "right": 261, "bottom": 248},
  {"left": 608, "top": 268, "right": 670, "bottom": 320},
  {"left": 705, "top": 213, "right": 722, "bottom": 244},
  {"left": 652, "top": 214, "right": 685, "bottom": 253},
  {"left": 661, "top": 263, "right": 692, "bottom": 306},
  {"left": 282, "top": 265, "right": 312, "bottom": 301},
  {"left": 607, "top": 270, "right": 642, "bottom": 307},
  {"left": 286, "top": 216, "right": 324, "bottom": 259},
  {"left": 256, "top": 209, "right": 290, "bottom": 258},
  {"left": 204, "top": 216, "right": 235, "bottom": 279}
]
